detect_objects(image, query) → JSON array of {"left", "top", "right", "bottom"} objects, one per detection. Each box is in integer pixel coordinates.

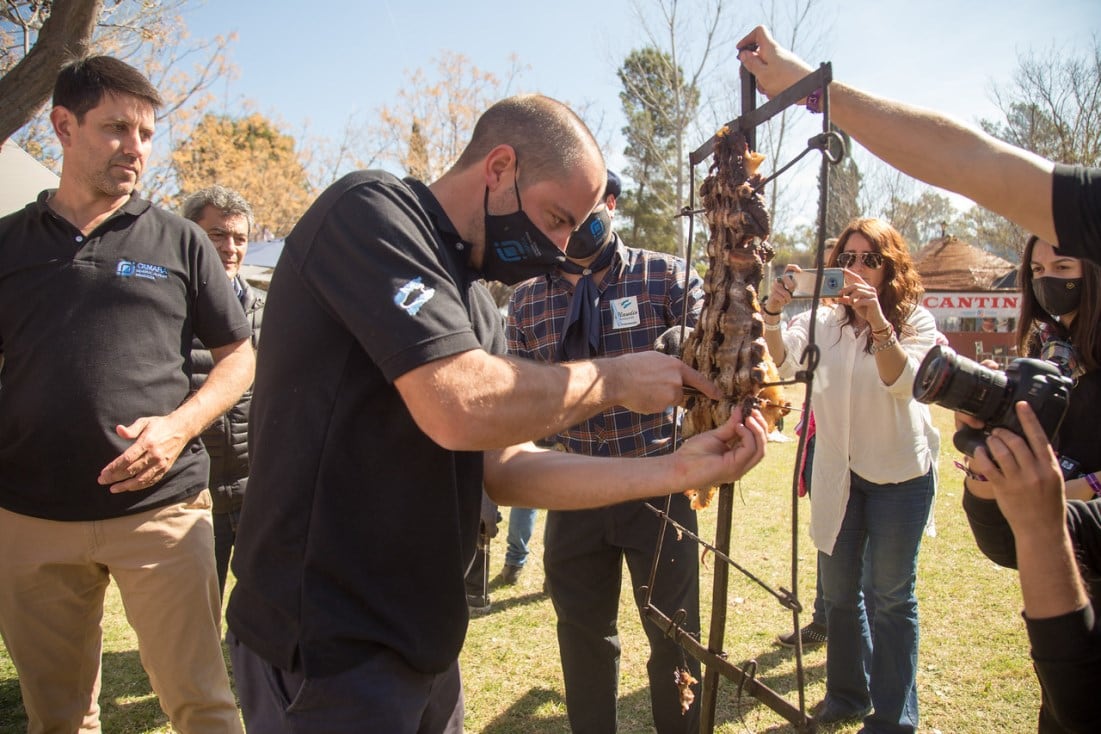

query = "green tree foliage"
[
  {"left": 173, "top": 113, "right": 313, "bottom": 238},
  {"left": 617, "top": 46, "right": 699, "bottom": 255}
]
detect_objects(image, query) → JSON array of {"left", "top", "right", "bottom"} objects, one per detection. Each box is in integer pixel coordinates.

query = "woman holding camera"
[
  {"left": 1016, "top": 235, "right": 1101, "bottom": 501},
  {"left": 762, "top": 218, "right": 939, "bottom": 733},
  {"left": 959, "top": 238, "right": 1101, "bottom": 733}
]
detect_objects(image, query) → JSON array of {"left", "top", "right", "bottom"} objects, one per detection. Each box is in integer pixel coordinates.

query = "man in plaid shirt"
[{"left": 506, "top": 170, "right": 706, "bottom": 733}]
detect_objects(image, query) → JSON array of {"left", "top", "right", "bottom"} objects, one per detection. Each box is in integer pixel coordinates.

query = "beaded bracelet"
[
  {"left": 763, "top": 321, "right": 782, "bottom": 332},
  {"left": 869, "top": 333, "right": 897, "bottom": 353},
  {"left": 954, "top": 460, "right": 988, "bottom": 482},
  {"left": 806, "top": 88, "right": 823, "bottom": 114},
  {"left": 1086, "top": 472, "right": 1101, "bottom": 498}
]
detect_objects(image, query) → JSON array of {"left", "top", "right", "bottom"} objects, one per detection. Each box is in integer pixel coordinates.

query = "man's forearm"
[
  {"left": 396, "top": 349, "right": 698, "bottom": 452},
  {"left": 172, "top": 338, "right": 255, "bottom": 439},
  {"left": 1014, "top": 528, "right": 1090, "bottom": 620},
  {"left": 483, "top": 410, "right": 765, "bottom": 509},
  {"left": 826, "top": 83, "right": 1056, "bottom": 243}
]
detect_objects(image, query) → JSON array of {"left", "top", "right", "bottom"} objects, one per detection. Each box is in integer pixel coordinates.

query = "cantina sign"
[{"left": 921, "top": 291, "right": 1020, "bottom": 318}]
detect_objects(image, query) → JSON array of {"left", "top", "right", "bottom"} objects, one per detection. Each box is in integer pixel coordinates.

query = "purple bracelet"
[
  {"left": 1086, "top": 472, "right": 1101, "bottom": 497},
  {"left": 806, "top": 88, "right": 823, "bottom": 114},
  {"left": 954, "top": 460, "right": 987, "bottom": 482}
]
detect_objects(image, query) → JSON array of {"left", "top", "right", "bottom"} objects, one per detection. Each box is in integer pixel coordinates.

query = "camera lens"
[{"left": 913, "top": 345, "right": 1009, "bottom": 422}]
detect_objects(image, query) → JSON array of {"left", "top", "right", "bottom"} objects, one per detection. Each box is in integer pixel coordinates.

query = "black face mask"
[
  {"left": 565, "top": 207, "right": 614, "bottom": 260},
  {"left": 480, "top": 177, "right": 564, "bottom": 285},
  {"left": 1034, "top": 276, "right": 1083, "bottom": 317}
]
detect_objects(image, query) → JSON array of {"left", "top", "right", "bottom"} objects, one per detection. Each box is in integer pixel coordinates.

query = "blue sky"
[{"left": 183, "top": 0, "right": 1099, "bottom": 199}]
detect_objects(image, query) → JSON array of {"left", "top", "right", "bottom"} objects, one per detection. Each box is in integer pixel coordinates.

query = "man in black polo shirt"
[
  {"left": 227, "top": 94, "right": 769, "bottom": 732},
  {"left": 0, "top": 57, "right": 254, "bottom": 732}
]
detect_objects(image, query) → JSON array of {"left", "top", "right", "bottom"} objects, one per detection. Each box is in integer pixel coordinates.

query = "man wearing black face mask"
[
  {"left": 224, "top": 97, "right": 769, "bottom": 732},
  {"left": 507, "top": 170, "right": 708, "bottom": 734}
]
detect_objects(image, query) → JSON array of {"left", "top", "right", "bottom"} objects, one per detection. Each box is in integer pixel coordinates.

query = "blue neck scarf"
[{"left": 557, "top": 237, "right": 618, "bottom": 361}]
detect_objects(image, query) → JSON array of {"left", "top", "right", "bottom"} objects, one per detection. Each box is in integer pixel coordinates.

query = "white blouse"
[{"left": 776, "top": 304, "right": 940, "bottom": 555}]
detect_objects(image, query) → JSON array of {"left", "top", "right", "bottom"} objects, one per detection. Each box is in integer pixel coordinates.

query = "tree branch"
[{"left": 0, "top": 0, "right": 102, "bottom": 144}]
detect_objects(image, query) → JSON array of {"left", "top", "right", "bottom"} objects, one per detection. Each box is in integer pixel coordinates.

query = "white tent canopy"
[
  {"left": 243, "top": 238, "right": 285, "bottom": 268},
  {"left": 0, "top": 140, "right": 59, "bottom": 216}
]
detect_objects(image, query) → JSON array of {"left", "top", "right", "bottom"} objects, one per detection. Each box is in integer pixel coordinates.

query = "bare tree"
[
  {"left": 2, "top": 1, "right": 236, "bottom": 204},
  {"left": 627, "top": 0, "right": 737, "bottom": 254},
  {"left": 0, "top": 0, "right": 101, "bottom": 142},
  {"left": 749, "top": 0, "right": 829, "bottom": 230},
  {"left": 984, "top": 38, "right": 1101, "bottom": 167},
  {"left": 361, "top": 51, "right": 528, "bottom": 182}
]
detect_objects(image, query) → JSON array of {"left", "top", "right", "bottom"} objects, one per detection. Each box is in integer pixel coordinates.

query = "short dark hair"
[
  {"left": 181, "top": 185, "right": 255, "bottom": 236},
  {"left": 53, "top": 56, "right": 163, "bottom": 122},
  {"left": 450, "top": 94, "right": 602, "bottom": 186}
]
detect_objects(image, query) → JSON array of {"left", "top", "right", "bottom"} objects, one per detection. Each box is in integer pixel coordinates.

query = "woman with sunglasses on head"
[{"left": 762, "top": 217, "right": 939, "bottom": 733}]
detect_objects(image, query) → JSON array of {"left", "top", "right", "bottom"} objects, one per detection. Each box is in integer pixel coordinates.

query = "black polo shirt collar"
[
  {"left": 34, "top": 189, "right": 152, "bottom": 233},
  {"left": 402, "top": 177, "right": 476, "bottom": 274}
]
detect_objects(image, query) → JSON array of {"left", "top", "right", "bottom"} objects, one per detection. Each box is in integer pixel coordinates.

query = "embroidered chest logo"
[
  {"left": 394, "top": 277, "right": 435, "bottom": 316},
  {"left": 116, "top": 260, "right": 169, "bottom": 280}
]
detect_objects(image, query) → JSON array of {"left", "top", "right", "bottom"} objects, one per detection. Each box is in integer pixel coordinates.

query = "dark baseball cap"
[{"left": 604, "top": 170, "right": 621, "bottom": 199}]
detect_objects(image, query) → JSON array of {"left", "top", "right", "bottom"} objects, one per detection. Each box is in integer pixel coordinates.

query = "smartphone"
[{"left": 785, "top": 268, "right": 846, "bottom": 298}]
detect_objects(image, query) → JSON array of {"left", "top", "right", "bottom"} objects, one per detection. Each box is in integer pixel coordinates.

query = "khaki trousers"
[{"left": 0, "top": 490, "right": 243, "bottom": 734}]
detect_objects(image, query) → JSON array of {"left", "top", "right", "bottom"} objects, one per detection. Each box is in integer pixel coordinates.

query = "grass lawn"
[{"left": 0, "top": 403, "right": 1040, "bottom": 733}]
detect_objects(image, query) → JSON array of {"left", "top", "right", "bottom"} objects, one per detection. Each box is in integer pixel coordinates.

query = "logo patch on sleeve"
[{"left": 394, "top": 277, "right": 436, "bottom": 316}]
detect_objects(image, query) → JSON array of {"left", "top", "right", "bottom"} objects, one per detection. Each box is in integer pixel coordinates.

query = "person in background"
[
  {"left": 507, "top": 169, "right": 706, "bottom": 733},
  {"left": 0, "top": 56, "right": 253, "bottom": 732},
  {"left": 226, "top": 95, "right": 767, "bottom": 731},
  {"left": 183, "top": 185, "right": 265, "bottom": 597},
  {"left": 499, "top": 505, "right": 538, "bottom": 585},
  {"left": 763, "top": 218, "right": 938, "bottom": 731},
  {"left": 735, "top": 25, "right": 1101, "bottom": 732},
  {"left": 1011, "top": 235, "right": 1101, "bottom": 502},
  {"left": 497, "top": 170, "right": 623, "bottom": 590},
  {"left": 962, "top": 234, "right": 1101, "bottom": 732}
]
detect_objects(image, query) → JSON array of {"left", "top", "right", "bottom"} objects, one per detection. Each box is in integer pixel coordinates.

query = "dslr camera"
[{"left": 913, "top": 345, "right": 1072, "bottom": 456}]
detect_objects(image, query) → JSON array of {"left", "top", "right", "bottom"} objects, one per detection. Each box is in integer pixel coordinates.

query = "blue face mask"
[{"left": 480, "top": 174, "right": 564, "bottom": 285}]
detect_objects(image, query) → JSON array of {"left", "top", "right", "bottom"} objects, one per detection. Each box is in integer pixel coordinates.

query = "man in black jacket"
[{"left": 183, "top": 185, "right": 264, "bottom": 596}]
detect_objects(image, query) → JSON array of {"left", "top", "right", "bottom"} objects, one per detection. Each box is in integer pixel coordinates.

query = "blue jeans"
[
  {"left": 505, "top": 507, "right": 537, "bottom": 567},
  {"left": 805, "top": 436, "right": 875, "bottom": 629},
  {"left": 819, "top": 469, "right": 934, "bottom": 734}
]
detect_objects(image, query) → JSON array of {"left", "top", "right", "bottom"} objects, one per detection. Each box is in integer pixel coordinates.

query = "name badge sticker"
[{"left": 611, "top": 296, "right": 640, "bottom": 329}]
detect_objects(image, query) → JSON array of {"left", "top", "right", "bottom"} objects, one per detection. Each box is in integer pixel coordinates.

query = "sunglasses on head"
[{"left": 837, "top": 251, "right": 885, "bottom": 269}]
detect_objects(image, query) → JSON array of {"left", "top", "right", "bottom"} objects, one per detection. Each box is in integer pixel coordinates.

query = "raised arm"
[
  {"left": 736, "top": 25, "right": 1058, "bottom": 244},
  {"left": 969, "top": 402, "right": 1089, "bottom": 620}
]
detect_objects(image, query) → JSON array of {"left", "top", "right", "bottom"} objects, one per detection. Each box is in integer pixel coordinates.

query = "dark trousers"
[
  {"left": 544, "top": 493, "right": 701, "bottom": 734},
  {"left": 213, "top": 508, "right": 241, "bottom": 598},
  {"left": 227, "top": 631, "right": 464, "bottom": 733}
]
